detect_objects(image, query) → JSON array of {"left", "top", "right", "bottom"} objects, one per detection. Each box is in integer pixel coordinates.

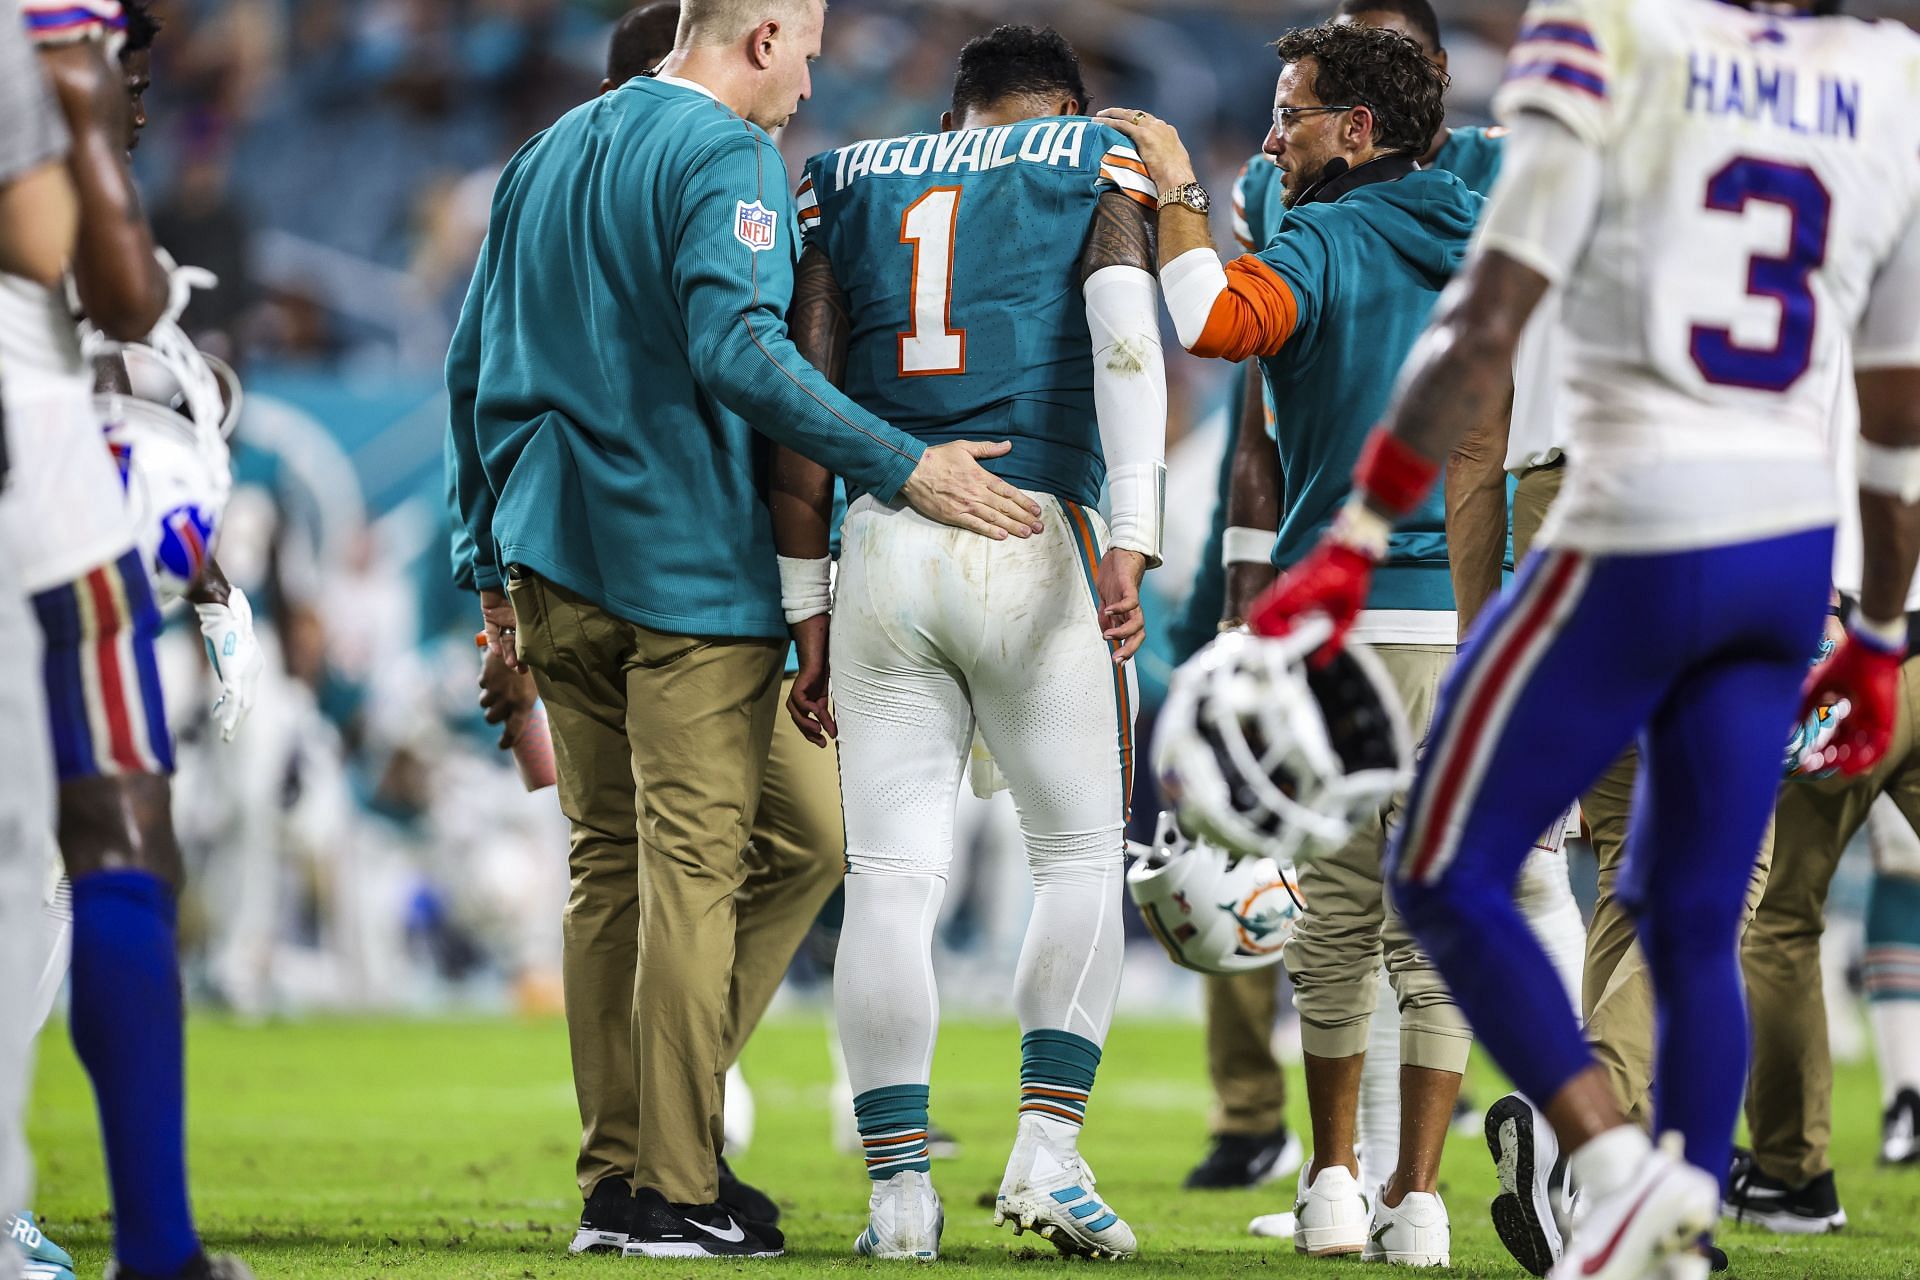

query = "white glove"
[{"left": 195, "top": 586, "right": 264, "bottom": 742}]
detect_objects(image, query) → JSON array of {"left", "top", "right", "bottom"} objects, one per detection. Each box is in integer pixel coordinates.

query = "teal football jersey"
[
  {"left": 1430, "top": 125, "right": 1507, "bottom": 196},
  {"left": 799, "top": 117, "right": 1156, "bottom": 509},
  {"left": 1232, "top": 154, "right": 1284, "bottom": 252}
]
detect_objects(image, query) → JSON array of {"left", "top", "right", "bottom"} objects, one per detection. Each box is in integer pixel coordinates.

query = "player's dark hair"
[
  {"left": 950, "top": 25, "right": 1091, "bottom": 120},
  {"left": 122, "top": 0, "right": 161, "bottom": 56},
  {"left": 1333, "top": 0, "right": 1442, "bottom": 55},
  {"left": 608, "top": 1, "right": 680, "bottom": 84},
  {"left": 1272, "top": 22, "right": 1447, "bottom": 159}
]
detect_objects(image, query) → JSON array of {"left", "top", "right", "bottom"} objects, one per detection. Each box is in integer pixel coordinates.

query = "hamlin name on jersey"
[
  {"left": 1495, "top": 0, "right": 1920, "bottom": 555},
  {"left": 1684, "top": 49, "right": 1859, "bottom": 140}
]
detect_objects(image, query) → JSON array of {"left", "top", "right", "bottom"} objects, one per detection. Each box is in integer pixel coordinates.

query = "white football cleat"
[
  {"left": 1548, "top": 1135, "right": 1717, "bottom": 1280},
  {"left": 1487, "top": 1093, "right": 1563, "bottom": 1276},
  {"left": 1248, "top": 1211, "right": 1297, "bottom": 1240},
  {"left": 854, "top": 1170, "right": 943, "bottom": 1261},
  {"left": 994, "top": 1119, "right": 1137, "bottom": 1259},
  {"left": 1363, "top": 1190, "right": 1449, "bottom": 1266},
  {"left": 1293, "top": 1162, "right": 1369, "bottom": 1257}
]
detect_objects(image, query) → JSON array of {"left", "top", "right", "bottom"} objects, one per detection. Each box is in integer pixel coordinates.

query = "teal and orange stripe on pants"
[{"left": 1061, "top": 500, "right": 1134, "bottom": 821}]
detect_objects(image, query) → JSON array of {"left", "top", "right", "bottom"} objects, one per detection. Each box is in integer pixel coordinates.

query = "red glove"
[
  {"left": 22, "top": 0, "right": 124, "bottom": 47},
  {"left": 1797, "top": 629, "right": 1905, "bottom": 777},
  {"left": 1246, "top": 538, "right": 1376, "bottom": 663}
]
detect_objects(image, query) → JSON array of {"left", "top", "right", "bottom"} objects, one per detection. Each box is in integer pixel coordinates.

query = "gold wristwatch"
[{"left": 1158, "top": 182, "right": 1211, "bottom": 215}]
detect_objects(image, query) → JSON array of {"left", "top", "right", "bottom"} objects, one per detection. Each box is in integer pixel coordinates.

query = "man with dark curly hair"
[{"left": 1103, "top": 20, "right": 1478, "bottom": 1267}]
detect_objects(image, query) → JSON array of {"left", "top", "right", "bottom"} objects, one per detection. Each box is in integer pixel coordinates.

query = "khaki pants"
[
  {"left": 509, "top": 568, "right": 842, "bottom": 1203},
  {"left": 1513, "top": 464, "right": 1772, "bottom": 1122},
  {"left": 1283, "top": 644, "right": 1473, "bottom": 1073},
  {"left": 1745, "top": 659, "right": 1920, "bottom": 1185},
  {"left": 1203, "top": 968, "right": 1286, "bottom": 1135}
]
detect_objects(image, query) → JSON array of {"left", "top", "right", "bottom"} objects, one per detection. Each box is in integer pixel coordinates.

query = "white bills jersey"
[
  {"left": 1496, "top": 0, "right": 1920, "bottom": 553},
  {"left": 0, "top": 273, "right": 135, "bottom": 592}
]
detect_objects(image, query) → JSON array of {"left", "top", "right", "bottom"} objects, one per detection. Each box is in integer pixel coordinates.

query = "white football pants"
[
  {"left": 0, "top": 538, "right": 53, "bottom": 1221},
  {"left": 832, "top": 493, "right": 1136, "bottom": 1094}
]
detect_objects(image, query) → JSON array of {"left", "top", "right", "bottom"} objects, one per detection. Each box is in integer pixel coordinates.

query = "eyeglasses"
[{"left": 1271, "top": 105, "right": 1356, "bottom": 133}]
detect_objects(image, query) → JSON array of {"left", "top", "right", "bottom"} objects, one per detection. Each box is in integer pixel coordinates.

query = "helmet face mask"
[
  {"left": 1154, "top": 626, "right": 1412, "bottom": 867},
  {"left": 98, "top": 337, "right": 235, "bottom": 604}
]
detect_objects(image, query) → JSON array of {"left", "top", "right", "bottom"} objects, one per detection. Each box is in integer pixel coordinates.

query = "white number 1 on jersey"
[{"left": 898, "top": 186, "right": 968, "bottom": 377}]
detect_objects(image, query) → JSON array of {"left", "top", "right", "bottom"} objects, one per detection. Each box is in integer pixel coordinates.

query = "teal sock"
[
  {"left": 854, "top": 1084, "right": 931, "bottom": 1181},
  {"left": 1019, "top": 1029, "right": 1102, "bottom": 1130},
  {"left": 1866, "top": 874, "right": 1920, "bottom": 1002}
]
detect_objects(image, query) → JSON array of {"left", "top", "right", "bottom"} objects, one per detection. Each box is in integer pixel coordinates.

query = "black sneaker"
[
  {"left": 1883, "top": 1087, "right": 1920, "bottom": 1165},
  {"left": 570, "top": 1174, "right": 637, "bottom": 1254},
  {"left": 719, "top": 1156, "right": 780, "bottom": 1225},
  {"left": 1182, "top": 1124, "right": 1304, "bottom": 1189},
  {"left": 621, "top": 1189, "right": 785, "bottom": 1259},
  {"left": 106, "top": 1255, "right": 256, "bottom": 1280},
  {"left": 1722, "top": 1151, "right": 1847, "bottom": 1234}
]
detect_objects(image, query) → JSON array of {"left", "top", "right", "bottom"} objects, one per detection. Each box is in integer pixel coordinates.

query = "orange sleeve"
[{"left": 1189, "top": 256, "right": 1300, "bottom": 362}]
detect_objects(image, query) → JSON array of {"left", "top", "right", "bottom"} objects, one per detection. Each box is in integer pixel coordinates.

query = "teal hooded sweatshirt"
[{"left": 1252, "top": 159, "right": 1483, "bottom": 610}]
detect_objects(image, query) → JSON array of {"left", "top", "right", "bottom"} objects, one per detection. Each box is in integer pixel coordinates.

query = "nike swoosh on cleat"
[
  {"left": 1582, "top": 1170, "right": 1672, "bottom": 1277},
  {"left": 689, "top": 1216, "right": 747, "bottom": 1244}
]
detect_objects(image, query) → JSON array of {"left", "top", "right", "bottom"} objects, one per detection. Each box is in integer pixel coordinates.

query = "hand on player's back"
[
  {"left": 899, "top": 440, "right": 1044, "bottom": 540},
  {"left": 1096, "top": 549, "right": 1148, "bottom": 664}
]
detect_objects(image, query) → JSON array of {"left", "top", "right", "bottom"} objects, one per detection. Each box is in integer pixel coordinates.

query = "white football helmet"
[
  {"left": 1154, "top": 621, "right": 1412, "bottom": 866},
  {"left": 96, "top": 318, "right": 235, "bottom": 603},
  {"left": 1127, "top": 811, "right": 1304, "bottom": 975}
]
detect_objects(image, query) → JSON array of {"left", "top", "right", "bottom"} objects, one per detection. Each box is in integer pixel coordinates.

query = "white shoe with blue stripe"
[
  {"left": 854, "top": 1170, "right": 943, "bottom": 1261},
  {"left": 994, "top": 1119, "right": 1137, "bottom": 1260},
  {"left": 6, "top": 1213, "right": 75, "bottom": 1280}
]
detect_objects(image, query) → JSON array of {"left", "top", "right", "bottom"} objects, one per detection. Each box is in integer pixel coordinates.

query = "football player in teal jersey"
[{"left": 771, "top": 25, "right": 1165, "bottom": 1262}]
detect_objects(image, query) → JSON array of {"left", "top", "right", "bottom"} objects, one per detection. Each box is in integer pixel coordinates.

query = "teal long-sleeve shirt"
[{"left": 445, "top": 76, "right": 926, "bottom": 638}]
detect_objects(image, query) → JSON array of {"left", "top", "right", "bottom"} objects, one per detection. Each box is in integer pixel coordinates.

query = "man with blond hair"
[{"left": 447, "top": 0, "right": 1043, "bottom": 1260}]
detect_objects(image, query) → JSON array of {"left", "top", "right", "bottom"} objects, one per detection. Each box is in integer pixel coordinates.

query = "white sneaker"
[
  {"left": 1363, "top": 1190, "right": 1449, "bottom": 1266},
  {"left": 1293, "top": 1162, "right": 1369, "bottom": 1257},
  {"left": 1549, "top": 1135, "right": 1717, "bottom": 1280},
  {"left": 1248, "top": 1211, "right": 1297, "bottom": 1240},
  {"left": 855, "top": 1170, "right": 943, "bottom": 1261},
  {"left": 994, "top": 1118, "right": 1137, "bottom": 1259},
  {"left": 723, "top": 1063, "right": 755, "bottom": 1156},
  {"left": 1652, "top": 1253, "right": 1710, "bottom": 1280},
  {"left": 1487, "top": 1093, "right": 1563, "bottom": 1276}
]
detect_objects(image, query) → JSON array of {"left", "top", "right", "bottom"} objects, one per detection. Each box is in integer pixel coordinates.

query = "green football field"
[{"left": 23, "top": 1014, "right": 1920, "bottom": 1278}]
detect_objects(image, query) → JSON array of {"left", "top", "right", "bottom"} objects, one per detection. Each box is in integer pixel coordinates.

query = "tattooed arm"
[
  {"left": 772, "top": 243, "right": 851, "bottom": 744},
  {"left": 771, "top": 243, "right": 848, "bottom": 563},
  {"left": 1078, "top": 189, "right": 1166, "bottom": 661}
]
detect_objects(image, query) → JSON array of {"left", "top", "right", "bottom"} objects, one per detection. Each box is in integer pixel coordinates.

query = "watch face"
[{"left": 1186, "top": 186, "right": 1211, "bottom": 214}]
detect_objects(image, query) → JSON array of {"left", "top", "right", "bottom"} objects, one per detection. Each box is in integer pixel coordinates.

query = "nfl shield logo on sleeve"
[{"left": 735, "top": 200, "right": 778, "bottom": 253}]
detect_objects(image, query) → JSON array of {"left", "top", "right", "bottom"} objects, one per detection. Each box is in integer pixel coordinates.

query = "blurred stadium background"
[{"left": 118, "top": 0, "right": 1920, "bottom": 1031}]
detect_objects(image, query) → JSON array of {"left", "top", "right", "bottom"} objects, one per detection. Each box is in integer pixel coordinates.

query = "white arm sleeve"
[
  {"left": 1160, "top": 247, "right": 1229, "bottom": 353},
  {"left": 1473, "top": 110, "right": 1605, "bottom": 289},
  {"left": 1857, "top": 212, "right": 1920, "bottom": 372},
  {"left": 1084, "top": 264, "right": 1168, "bottom": 564}
]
